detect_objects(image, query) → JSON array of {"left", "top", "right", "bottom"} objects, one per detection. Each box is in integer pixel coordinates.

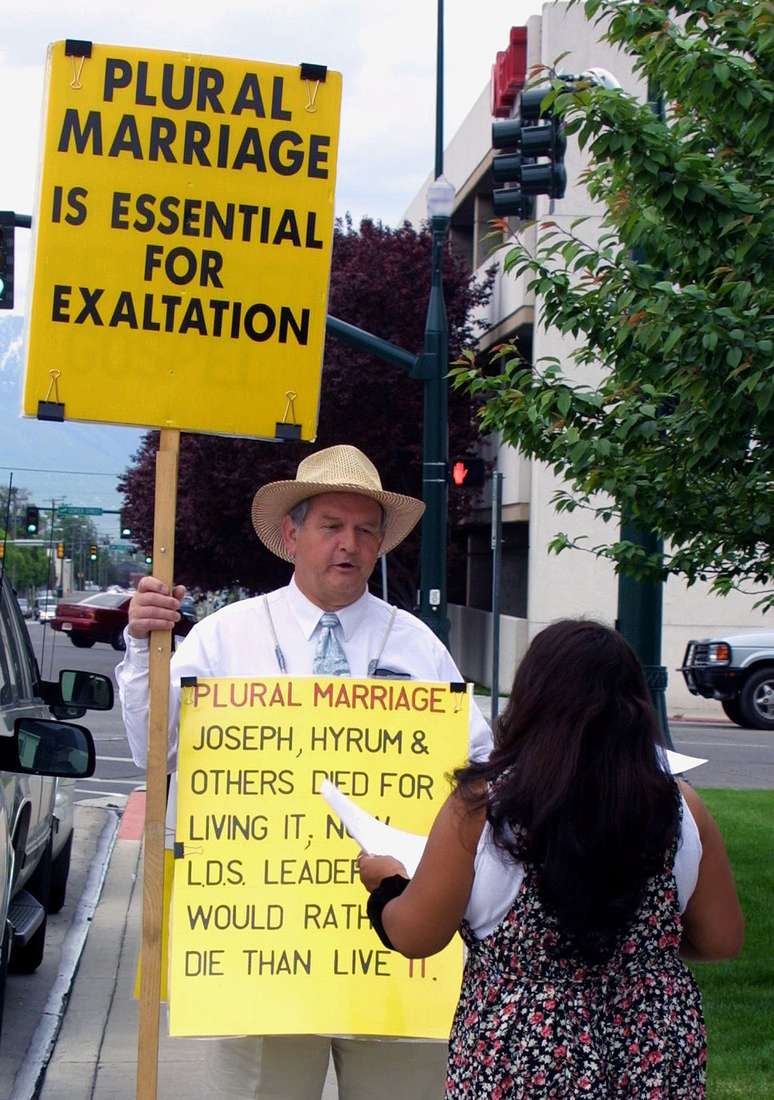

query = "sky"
[
  {"left": 0, "top": 0, "right": 545, "bottom": 526},
  {"left": 1, "top": 0, "right": 546, "bottom": 315}
]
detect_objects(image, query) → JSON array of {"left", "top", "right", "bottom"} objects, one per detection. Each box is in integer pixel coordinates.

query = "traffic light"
[
  {"left": 89, "top": 544, "right": 98, "bottom": 560},
  {"left": 56, "top": 541, "right": 65, "bottom": 559},
  {"left": 492, "top": 86, "right": 567, "bottom": 219},
  {"left": 120, "top": 510, "right": 132, "bottom": 538},
  {"left": 450, "top": 457, "right": 487, "bottom": 489},
  {"left": 144, "top": 554, "right": 153, "bottom": 565},
  {"left": 25, "top": 506, "right": 39, "bottom": 534},
  {"left": 0, "top": 215, "right": 14, "bottom": 310}
]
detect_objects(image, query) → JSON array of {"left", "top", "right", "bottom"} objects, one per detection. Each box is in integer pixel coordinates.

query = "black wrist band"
[{"left": 367, "top": 874, "right": 410, "bottom": 951}]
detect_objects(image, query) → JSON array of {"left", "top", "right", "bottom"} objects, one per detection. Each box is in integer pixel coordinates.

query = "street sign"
[
  {"left": 57, "top": 506, "right": 104, "bottom": 516},
  {"left": 23, "top": 42, "right": 342, "bottom": 442}
]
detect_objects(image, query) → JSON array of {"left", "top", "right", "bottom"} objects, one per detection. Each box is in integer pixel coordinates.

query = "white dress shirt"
[{"left": 116, "top": 578, "right": 492, "bottom": 842}]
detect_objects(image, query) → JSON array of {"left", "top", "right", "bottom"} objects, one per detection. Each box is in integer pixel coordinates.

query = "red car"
[{"left": 52, "top": 592, "right": 195, "bottom": 651}]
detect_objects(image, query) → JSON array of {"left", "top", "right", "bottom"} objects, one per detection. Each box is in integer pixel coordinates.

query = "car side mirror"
[
  {"left": 59, "top": 670, "right": 114, "bottom": 711},
  {"left": 0, "top": 717, "right": 96, "bottom": 778}
]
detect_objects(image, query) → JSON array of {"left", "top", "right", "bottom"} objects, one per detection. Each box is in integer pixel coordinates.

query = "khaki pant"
[{"left": 206, "top": 1035, "right": 448, "bottom": 1100}]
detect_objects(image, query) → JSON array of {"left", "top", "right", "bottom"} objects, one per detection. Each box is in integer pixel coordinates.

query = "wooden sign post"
[{"left": 136, "top": 429, "right": 179, "bottom": 1100}]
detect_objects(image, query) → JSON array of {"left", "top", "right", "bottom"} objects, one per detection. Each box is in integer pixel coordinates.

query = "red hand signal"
[{"left": 452, "top": 461, "right": 468, "bottom": 486}]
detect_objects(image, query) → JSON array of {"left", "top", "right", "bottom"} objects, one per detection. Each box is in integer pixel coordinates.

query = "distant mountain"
[{"left": 0, "top": 315, "right": 145, "bottom": 533}]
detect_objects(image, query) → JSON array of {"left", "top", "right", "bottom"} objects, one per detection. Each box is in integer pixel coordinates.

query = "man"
[{"left": 118, "top": 444, "right": 491, "bottom": 1100}]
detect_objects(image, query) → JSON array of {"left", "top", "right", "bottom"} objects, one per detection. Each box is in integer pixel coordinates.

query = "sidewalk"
[
  {"left": 33, "top": 706, "right": 730, "bottom": 1098},
  {"left": 476, "top": 693, "right": 734, "bottom": 727},
  {"left": 37, "top": 790, "right": 338, "bottom": 1100}
]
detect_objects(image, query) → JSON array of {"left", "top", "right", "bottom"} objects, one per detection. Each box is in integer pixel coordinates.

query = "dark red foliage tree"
[{"left": 119, "top": 217, "right": 493, "bottom": 606}]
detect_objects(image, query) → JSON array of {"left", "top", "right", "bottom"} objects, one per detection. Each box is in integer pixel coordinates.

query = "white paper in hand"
[
  {"left": 664, "top": 748, "right": 707, "bottom": 774},
  {"left": 320, "top": 751, "right": 706, "bottom": 878},
  {"left": 319, "top": 778, "right": 428, "bottom": 877}
]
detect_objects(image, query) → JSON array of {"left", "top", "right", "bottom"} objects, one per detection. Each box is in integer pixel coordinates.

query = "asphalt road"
[
  {"left": 668, "top": 720, "right": 774, "bottom": 790},
  {"left": 29, "top": 620, "right": 145, "bottom": 805},
  {"left": 27, "top": 618, "right": 774, "bottom": 796}
]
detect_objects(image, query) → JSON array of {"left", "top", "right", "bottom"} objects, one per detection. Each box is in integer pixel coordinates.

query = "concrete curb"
[
  {"left": 35, "top": 795, "right": 145, "bottom": 1100},
  {"left": 11, "top": 807, "right": 121, "bottom": 1100},
  {"left": 669, "top": 716, "right": 735, "bottom": 727}
]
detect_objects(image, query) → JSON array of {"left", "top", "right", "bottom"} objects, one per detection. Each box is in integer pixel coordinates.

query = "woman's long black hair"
[{"left": 456, "top": 619, "right": 680, "bottom": 960}]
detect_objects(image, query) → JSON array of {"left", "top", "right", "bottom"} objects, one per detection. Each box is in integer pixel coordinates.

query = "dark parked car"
[
  {"left": 52, "top": 591, "right": 195, "bottom": 651},
  {"left": 0, "top": 579, "right": 109, "bottom": 1041}
]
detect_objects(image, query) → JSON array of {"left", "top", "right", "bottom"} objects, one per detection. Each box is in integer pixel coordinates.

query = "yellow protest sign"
[
  {"left": 168, "top": 676, "right": 470, "bottom": 1038},
  {"left": 24, "top": 42, "right": 341, "bottom": 440}
]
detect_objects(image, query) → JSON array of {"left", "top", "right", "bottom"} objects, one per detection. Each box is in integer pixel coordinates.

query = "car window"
[
  {"left": 0, "top": 598, "right": 13, "bottom": 705},
  {"left": 5, "top": 586, "right": 36, "bottom": 698},
  {"left": 0, "top": 584, "right": 23, "bottom": 705}
]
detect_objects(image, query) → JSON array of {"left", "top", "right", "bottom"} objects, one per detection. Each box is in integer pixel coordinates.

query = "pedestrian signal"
[
  {"left": 25, "top": 506, "right": 39, "bottom": 534},
  {"left": 450, "top": 457, "right": 486, "bottom": 489}
]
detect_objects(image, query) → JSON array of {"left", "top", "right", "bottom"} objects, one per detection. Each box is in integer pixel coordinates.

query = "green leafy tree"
[
  {"left": 0, "top": 487, "right": 51, "bottom": 593},
  {"left": 453, "top": 0, "right": 773, "bottom": 607},
  {"left": 0, "top": 530, "right": 50, "bottom": 593}
]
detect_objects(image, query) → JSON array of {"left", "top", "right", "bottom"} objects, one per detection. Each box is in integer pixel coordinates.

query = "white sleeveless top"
[{"left": 464, "top": 795, "right": 702, "bottom": 940}]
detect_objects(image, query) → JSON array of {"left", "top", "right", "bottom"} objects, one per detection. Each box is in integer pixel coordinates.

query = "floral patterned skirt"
[{"left": 445, "top": 860, "right": 706, "bottom": 1099}]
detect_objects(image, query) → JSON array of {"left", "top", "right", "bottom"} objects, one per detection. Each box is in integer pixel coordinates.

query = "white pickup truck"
[{"left": 680, "top": 630, "right": 774, "bottom": 730}]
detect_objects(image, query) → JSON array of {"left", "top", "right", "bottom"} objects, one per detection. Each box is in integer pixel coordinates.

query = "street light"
[{"left": 417, "top": 173, "right": 455, "bottom": 644}]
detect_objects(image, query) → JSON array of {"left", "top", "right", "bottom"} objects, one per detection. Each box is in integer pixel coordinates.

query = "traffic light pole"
[
  {"left": 490, "top": 471, "right": 504, "bottom": 728},
  {"left": 326, "top": 295, "right": 450, "bottom": 645},
  {"left": 414, "top": 0, "right": 451, "bottom": 644},
  {"left": 615, "top": 84, "right": 672, "bottom": 748},
  {"left": 615, "top": 520, "right": 671, "bottom": 745},
  {"left": 325, "top": 316, "right": 417, "bottom": 373},
  {"left": 417, "top": 213, "right": 450, "bottom": 643}
]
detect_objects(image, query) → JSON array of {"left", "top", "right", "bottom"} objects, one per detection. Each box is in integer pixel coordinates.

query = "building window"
[{"left": 465, "top": 521, "right": 528, "bottom": 617}]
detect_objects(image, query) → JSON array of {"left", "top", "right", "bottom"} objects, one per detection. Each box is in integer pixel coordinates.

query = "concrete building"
[{"left": 405, "top": 2, "right": 769, "bottom": 716}]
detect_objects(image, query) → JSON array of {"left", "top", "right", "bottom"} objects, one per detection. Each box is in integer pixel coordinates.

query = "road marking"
[
  {"left": 75, "top": 787, "right": 135, "bottom": 798},
  {"left": 96, "top": 755, "right": 138, "bottom": 763},
  {"left": 77, "top": 776, "right": 139, "bottom": 785}
]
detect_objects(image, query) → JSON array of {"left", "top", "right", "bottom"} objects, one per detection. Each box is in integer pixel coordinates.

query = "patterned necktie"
[{"left": 312, "top": 613, "right": 351, "bottom": 676}]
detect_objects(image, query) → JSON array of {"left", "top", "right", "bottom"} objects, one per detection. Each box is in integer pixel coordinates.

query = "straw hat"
[{"left": 252, "top": 445, "right": 426, "bottom": 562}]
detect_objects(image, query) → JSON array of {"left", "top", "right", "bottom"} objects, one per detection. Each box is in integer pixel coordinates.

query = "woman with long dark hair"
[{"left": 358, "top": 619, "right": 743, "bottom": 1098}]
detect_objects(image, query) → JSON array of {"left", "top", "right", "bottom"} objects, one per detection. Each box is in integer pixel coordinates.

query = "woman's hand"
[{"left": 356, "top": 852, "right": 408, "bottom": 892}]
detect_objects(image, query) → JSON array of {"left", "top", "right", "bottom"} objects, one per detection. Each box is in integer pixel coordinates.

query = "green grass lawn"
[{"left": 692, "top": 789, "right": 774, "bottom": 1099}]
